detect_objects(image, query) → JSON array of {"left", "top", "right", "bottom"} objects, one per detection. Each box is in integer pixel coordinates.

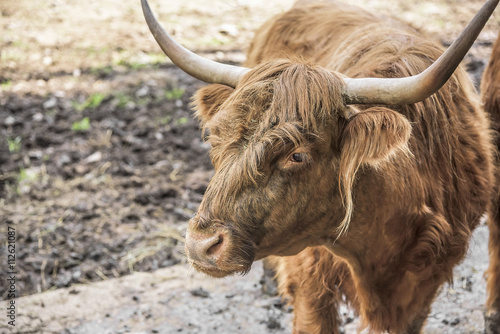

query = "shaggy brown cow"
[
  {"left": 141, "top": 0, "right": 500, "bottom": 332},
  {"left": 482, "top": 32, "right": 500, "bottom": 334}
]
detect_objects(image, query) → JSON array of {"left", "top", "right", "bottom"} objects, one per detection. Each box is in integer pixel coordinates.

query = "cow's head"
[
  {"left": 141, "top": 0, "right": 498, "bottom": 277},
  {"left": 186, "top": 60, "right": 413, "bottom": 277}
]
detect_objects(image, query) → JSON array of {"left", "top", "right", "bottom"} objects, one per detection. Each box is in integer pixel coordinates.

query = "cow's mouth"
[
  {"left": 185, "top": 232, "right": 255, "bottom": 277},
  {"left": 190, "top": 258, "right": 252, "bottom": 278}
]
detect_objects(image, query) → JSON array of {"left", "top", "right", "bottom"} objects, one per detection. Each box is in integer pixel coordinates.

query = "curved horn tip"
[
  {"left": 343, "top": 0, "right": 499, "bottom": 105},
  {"left": 141, "top": 0, "right": 249, "bottom": 87}
]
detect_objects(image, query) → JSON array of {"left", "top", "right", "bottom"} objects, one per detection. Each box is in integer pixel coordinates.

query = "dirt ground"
[{"left": 1, "top": 0, "right": 500, "bottom": 333}]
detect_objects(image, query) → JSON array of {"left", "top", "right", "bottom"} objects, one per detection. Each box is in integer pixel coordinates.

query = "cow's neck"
[{"left": 323, "top": 210, "right": 444, "bottom": 331}]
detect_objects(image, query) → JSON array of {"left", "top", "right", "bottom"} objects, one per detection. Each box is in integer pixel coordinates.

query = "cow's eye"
[{"left": 290, "top": 153, "right": 305, "bottom": 163}]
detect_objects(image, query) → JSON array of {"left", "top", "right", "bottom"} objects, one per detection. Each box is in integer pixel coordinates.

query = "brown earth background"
[{"left": 1, "top": 0, "right": 500, "bottom": 333}]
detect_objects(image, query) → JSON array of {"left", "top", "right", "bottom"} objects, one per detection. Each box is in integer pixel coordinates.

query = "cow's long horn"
[
  {"left": 343, "top": 0, "right": 499, "bottom": 105},
  {"left": 141, "top": 0, "right": 249, "bottom": 87}
]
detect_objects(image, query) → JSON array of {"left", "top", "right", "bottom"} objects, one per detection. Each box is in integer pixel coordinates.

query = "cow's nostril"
[
  {"left": 186, "top": 232, "right": 227, "bottom": 264},
  {"left": 206, "top": 235, "right": 224, "bottom": 257}
]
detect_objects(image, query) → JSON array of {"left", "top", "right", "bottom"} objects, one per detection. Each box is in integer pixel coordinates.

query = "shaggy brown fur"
[
  {"left": 185, "top": 1, "right": 497, "bottom": 333},
  {"left": 481, "top": 32, "right": 500, "bottom": 334}
]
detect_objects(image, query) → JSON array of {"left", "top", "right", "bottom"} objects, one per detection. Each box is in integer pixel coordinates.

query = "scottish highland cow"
[{"left": 142, "top": 0, "right": 500, "bottom": 332}]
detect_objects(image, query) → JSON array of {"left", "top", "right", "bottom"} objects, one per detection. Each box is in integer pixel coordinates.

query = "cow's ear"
[
  {"left": 340, "top": 107, "right": 411, "bottom": 167},
  {"left": 192, "top": 84, "right": 234, "bottom": 125}
]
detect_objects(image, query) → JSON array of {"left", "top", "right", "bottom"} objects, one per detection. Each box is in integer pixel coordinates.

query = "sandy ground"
[{"left": 0, "top": 224, "right": 491, "bottom": 333}]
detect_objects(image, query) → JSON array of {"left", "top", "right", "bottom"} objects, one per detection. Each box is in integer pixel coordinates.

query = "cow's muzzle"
[{"left": 185, "top": 217, "right": 256, "bottom": 277}]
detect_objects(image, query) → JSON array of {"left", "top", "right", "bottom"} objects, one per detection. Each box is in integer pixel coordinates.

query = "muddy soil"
[{"left": 1, "top": 0, "right": 500, "bottom": 333}]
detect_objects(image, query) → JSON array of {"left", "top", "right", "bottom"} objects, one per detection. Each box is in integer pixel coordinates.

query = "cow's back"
[
  {"left": 245, "top": 1, "right": 379, "bottom": 67},
  {"left": 245, "top": 0, "right": 437, "bottom": 76}
]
